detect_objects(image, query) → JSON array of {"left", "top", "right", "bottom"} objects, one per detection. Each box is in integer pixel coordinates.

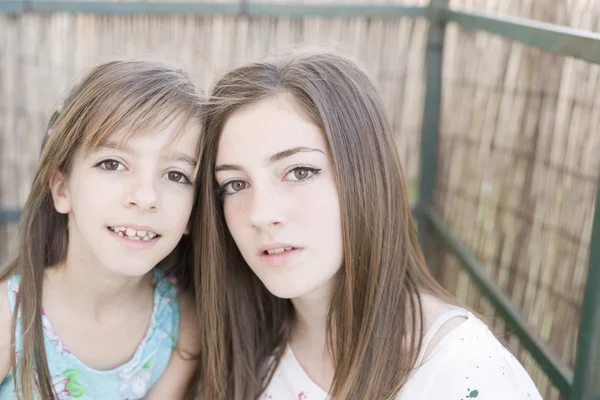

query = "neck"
[
  {"left": 288, "top": 282, "right": 336, "bottom": 391},
  {"left": 291, "top": 289, "right": 330, "bottom": 349},
  {"left": 46, "top": 246, "right": 153, "bottom": 323}
]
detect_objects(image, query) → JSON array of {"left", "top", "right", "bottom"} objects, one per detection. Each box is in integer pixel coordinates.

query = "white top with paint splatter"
[{"left": 260, "top": 308, "right": 543, "bottom": 400}]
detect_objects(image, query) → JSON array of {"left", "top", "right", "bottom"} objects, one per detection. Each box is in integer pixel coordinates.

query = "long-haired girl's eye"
[
  {"left": 165, "top": 171, "right": 191, "bottom": 185},
  {"left": 219, "top": 180, "right": 248, "bottom": 196},
  {"left": 285, "top": 166, "right": 321, "bottom": 182},
  {"left": 95, "top": 159, "right": 124, "bottom": 171}
]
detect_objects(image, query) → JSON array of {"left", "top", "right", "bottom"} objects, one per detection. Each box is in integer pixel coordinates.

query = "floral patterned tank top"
[{"left": 0, "top": 268, "right": 179, "bottom": 400}]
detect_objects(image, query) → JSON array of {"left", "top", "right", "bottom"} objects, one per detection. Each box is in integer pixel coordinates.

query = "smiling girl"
[{"left": 0, "top": 60, "right": 202, "bottom": 399}]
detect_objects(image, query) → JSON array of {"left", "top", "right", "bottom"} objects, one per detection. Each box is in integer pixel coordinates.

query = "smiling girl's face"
[{"left": 51, "top": 116, "right": 199, "bottom": 277}]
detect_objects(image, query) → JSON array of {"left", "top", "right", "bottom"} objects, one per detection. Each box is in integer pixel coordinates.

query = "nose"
[
  {"left": 248, "top": 181, "right": 287, "bottom": 230},
  {"left": 125, "top": 171, "right": 159, "bottom": 212}
]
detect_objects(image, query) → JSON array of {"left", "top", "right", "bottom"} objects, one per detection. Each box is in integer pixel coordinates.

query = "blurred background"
[{"left": 1, "top": 0, "right": 599, "bottom": 399}]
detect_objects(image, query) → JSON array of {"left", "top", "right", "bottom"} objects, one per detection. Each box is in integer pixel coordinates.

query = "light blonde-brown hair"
[
  {"left": 0, "top": 59, "right": 203, "bottom": 400},
  {"left": 195, "top": 49, "right": 452, "bottom": 399}
]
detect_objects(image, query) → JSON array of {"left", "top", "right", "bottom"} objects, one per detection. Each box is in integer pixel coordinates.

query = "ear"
[{"left": 49, "top": 171, "right": 72, "bottom": 214}]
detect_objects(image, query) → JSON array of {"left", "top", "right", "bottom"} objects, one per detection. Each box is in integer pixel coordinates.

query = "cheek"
[
  {"left": 300, "top": 183, "right": 343, "bottom": 252},
  {"left": 222, "top": 196, "right": 248, "bottom": 243},
  {"left": 163, "top": 188, "right": 195, "bottom": 223},
  {"left": 71, "top": 176, "right": 117, "bottom": 211},
  {"left": 322, "top": 200, "right": 343, "bottom": 253}
]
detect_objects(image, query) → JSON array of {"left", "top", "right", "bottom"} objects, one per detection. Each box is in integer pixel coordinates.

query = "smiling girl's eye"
[
  {"left": 95, "top": 159, "right": 125, "bottom": 171},
  {"left": 165, "top": 171, "right": 191, "bottom": 185}
]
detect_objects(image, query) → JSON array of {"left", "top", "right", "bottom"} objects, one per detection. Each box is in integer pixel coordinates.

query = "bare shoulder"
[
  {"left": 177, "top": 291, "right": 200, "bottom": 357},
  {"left": 419, "top": 292, "right": 468, "bottom": 360},
  {"left": 144, "top": 290, "right": 200, "bottom": 400},
  {"left": 0, "top": 278, "right": 10, "bottom": 320},
  {"left": 0, "top": 279, "right": 13, "bottom": 380}
]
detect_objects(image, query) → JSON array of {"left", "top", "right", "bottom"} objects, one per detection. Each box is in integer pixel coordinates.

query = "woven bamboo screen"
[
  {"left": 0, "top": 1, "right": 428, "bottom": 262},
  {"left": 434, "top": 1, "right": 600, "bottom": 399}
]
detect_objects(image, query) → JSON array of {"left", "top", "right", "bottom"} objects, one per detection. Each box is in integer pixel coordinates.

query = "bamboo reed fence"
[
  {"left": 434, "top": 1, "right": 600, "bottom": 399},
  {"left": 1, "top": 1, "right": 599, "bottom": 398},
  {"left": 0, "top": 5, "right": 429, "bottom": 264}
]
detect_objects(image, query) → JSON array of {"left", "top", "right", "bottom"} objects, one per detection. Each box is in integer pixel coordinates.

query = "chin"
[
  {"left": 261, "top": 280, "right": 314, "bottom": 300},
  {"left": 264, "top": 289, "right": 300, "bottom": 300},
  {"left": 106, "top": 262, "right": 155, "bottom": 278}
]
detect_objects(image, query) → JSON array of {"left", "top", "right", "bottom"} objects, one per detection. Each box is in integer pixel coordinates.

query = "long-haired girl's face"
[
  {"left": 215, "top": 95, "right": 344, "bottom": 300},
  {"left": 50, "top": 117, "right": 200, "bottom": 276}
]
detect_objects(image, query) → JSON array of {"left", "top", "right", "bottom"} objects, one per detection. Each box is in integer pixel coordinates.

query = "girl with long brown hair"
[
  {"left": 196, "top": 49, "right": 542, "bottom": 400},
  {"left": 0, "top": 60, "right": 202, "bottom": 399}
]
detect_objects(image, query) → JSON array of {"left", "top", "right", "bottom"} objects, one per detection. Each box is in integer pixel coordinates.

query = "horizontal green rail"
[
  {"left": 1, "top": 1, "right": 598, "bottom": 66},
  {"left": 417, "top": 206, "right": 574, "bottom": 396},
  {"left": 443, "top": 8, "right": 600, "bottom": 65},
  {"left": 244, "top": 3, "right": 426, "bottom": 18},
  {"left": 0, "top": 1, "right": 426, "bottom": 17}
]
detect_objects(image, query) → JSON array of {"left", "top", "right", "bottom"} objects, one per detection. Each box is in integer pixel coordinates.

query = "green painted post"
[
  {"left": 571, "top": 179, "right": 600, "bottom": 400},
  {"left": 418, "top": 0, "right": 447, "bottom": 270}
]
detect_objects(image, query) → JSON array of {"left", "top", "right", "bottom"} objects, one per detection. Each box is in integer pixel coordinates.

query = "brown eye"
[
  {"left": 167, "top": 171, "right": 189, "bottom": 184},
  {"left": 231, "top": 181, "right": 246, "bottom": 191},
  {"left": 99, "top": 160, "right": 122, "bottom": 171},
  {"left": 286, "top": 167, "right": 320, "bottom": 182},
  {"left": 293, "top": 169, "right": 309, "bottom": 180},
  {"left": 221, "top": 180, "right": 248, "bottom": 195}
]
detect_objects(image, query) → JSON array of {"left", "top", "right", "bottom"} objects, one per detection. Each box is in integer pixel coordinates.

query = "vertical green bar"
[
  {"left": 571, "top": 179, "right": 600, "bottom": 400},
  {"left": 418, "top": 0, "right": 447, "bottom": 268}
]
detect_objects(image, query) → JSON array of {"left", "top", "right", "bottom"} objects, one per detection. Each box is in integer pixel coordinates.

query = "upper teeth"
[
  {"left": 267, "top": 247, "right": 293, "bottom": 255},
  {"left": 109, "top": 226, "right": 158, "bottom": 241}
]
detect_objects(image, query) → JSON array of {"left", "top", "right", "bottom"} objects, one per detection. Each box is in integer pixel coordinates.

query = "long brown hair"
[
  {"left": 195, "top": 49, "right": 451, "bottom": 399},
  {"left": 0, "top": 60, "right": 203, "bottom": 400}
]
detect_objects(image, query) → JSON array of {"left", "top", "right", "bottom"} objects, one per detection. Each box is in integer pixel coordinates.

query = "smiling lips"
[{"left": 108, "top": 226, "right": 159, "bottom": 241}]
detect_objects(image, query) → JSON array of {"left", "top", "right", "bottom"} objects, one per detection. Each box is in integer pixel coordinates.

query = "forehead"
[
  {"left": 217, "top": 95, "right": 326, "bottom": 163},
  {"left": 86, "top": 113, "right": 201, "bottom": 156}
]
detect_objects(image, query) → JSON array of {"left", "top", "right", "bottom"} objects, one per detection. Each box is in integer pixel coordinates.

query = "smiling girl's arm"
[{"left": 144, "top": 292, "right": 200, "bottom": 399}]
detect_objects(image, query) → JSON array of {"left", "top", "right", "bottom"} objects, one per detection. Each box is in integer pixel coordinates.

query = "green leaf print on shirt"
[
  {"left": 465, "top": 388, "right": 479, "bottom": 398},
  {"left": 62, "top": 369, "right": 86, "bottom": 398},
  {"left": 143, "top": 358, "right": 153, "bottom": 370}
]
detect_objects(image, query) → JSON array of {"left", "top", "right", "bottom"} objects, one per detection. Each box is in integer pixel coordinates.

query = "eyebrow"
[
  {"left": 98, "top": 141, "right": 197, "bottom": 167},
  {"left": 215, "top": 146, "right": 325, "bottom": 173}
]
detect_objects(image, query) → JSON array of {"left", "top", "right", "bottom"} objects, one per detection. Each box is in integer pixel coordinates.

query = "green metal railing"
[
  {"left": 0, "top": 210, "right": 20, "bottom": 224},
  {"left": 418, "top": 206, "right": 575, "bottom": 394},
  {"left": 0, "top": 1, "right": 599, "bottom": 399},
  {"left": 0, "top": 0, "right": 426, "bottom": 17}
]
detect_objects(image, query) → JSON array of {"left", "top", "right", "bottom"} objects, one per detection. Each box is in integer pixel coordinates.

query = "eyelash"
[
  {"left": 285, "top": 165, "right": 321, "bottom": 184},
  {"left": 95, "top": 159, "right": 125, "bottom": 172},
  {"left": 94, "top": 159, "right": 192, "bottom": 185},
  {"left": 218, "top": 166, "right": 322, "bottom": 197}
]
